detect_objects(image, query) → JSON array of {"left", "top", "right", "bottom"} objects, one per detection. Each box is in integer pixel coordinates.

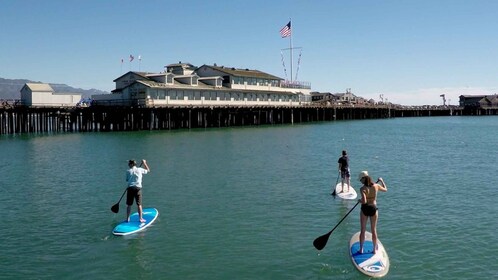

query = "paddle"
[
  {"left": 313, "top": 200, "right": 360, "bottom": 250},
  {"left": 331, "top": 171, "right": 340, "bottom": 196},
  {"left": 111, "top": 188, "right": 127, "bottom": 213}
]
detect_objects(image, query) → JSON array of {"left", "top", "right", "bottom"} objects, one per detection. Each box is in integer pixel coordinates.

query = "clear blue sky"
[{"left": 2, "top": 0, "right": 497, "bottom": 105}]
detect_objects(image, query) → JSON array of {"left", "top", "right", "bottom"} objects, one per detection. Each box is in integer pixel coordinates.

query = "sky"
[{"left": 1, "top": 0, "right": 498, "bottom": 105}]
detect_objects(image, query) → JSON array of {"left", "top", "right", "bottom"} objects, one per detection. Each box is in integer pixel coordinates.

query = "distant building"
[
  {"left": 20, "top": 83, "right": 81, "bottom": 107},
  {"left": 334, "top": 88, "right": 358, "bottom": 104},
  {"left": 459, "top": 94, "right": 498, "bottom": 108},
  {"left": 92, "top": 61, "right": 312, "bottom": 107},
  {"left": 311, "top": 92, "right": 337, "bottom": 102},
  {"left": 310, "top": 89, "right": 362, "bottom": 105}
]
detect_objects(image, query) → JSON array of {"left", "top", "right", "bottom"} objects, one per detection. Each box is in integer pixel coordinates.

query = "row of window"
[
  {"left": 230, "top": 76, "right": 280, "bottom": 87},
  {"left": 146, "top": 89, "right": 299, "bottom": 102}
]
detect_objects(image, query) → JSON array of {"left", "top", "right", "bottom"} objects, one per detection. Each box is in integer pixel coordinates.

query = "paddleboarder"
[
  {"left": 126, "top": 159, "right": 151, "bottom": 223},
  {"left": 357, "top": 171, "right": 387, "bottom": 254},
  {"left": 337, "top": 150, "right": 351, "bottom": 193}
]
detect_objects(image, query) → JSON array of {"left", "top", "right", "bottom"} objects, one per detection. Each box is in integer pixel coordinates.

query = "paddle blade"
[
  {"left": 331, "top": 189, "right": 336, "bottom": 196},
  {"left": 313, "top": 232, "right": 332, "bottom": 251},
  {"left": 111, "top": 203, "right": 119, "bottom": 213}
]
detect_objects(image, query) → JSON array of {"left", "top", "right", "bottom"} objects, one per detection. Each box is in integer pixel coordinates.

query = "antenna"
[{"left": 440, "top": 94, "right": 446, "bottom": 106}]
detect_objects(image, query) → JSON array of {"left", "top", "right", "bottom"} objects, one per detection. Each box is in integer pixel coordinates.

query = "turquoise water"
[{"left": 1, "top": 116, "right": 497, "bottom": 279}]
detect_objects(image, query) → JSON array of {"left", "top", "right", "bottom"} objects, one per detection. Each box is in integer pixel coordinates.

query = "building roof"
[
  {"left": 165, "top": 62, "right": 196, "bottom": 69},
  {"left": 199, "top": 65, "right": 283, "bottom": 80},
  {"left": 459, "top": 95, "right": 487, "bottom": 98},
  {"left": 24, "top": 83, "right": 54, "bottom": 92},
  {"left": 113, "top": 71, "right": 152, "bottom": 82}
]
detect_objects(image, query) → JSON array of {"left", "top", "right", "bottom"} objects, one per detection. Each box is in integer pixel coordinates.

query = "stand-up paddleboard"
[
  {"left": 349, "top": 231, "right": 389, "bottom": 278},
  {"left": 112, "top": 208, "right": 159, "bottom": 236},
  {"left": 334, "top": 182, "right": 357, "bottom": 200}
]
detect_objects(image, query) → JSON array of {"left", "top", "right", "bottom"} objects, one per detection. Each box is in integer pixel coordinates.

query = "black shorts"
[
  {"left": 126, "top": 187, "right": 142, "bottom": 206},
  {"left": 361, "top": 204, "right": 378, "bottom": 217},
  {"left": 341, "top": 169, "right": 350, "bottom": 179}
]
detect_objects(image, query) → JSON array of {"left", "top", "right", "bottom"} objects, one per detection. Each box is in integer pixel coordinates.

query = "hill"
[{"left": 0, "top": 77, "right": 110, "bottom": 100}]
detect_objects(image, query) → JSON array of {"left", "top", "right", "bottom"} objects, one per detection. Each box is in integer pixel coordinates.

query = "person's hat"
[
  {"left": 128, "top": 159, "right": 137, "bottom": 165},
  {"left": 358, "top": 171, "right": 369, "bottom": 180}
]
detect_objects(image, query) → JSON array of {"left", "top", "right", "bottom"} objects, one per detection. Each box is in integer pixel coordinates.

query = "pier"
[{"left": 1, "top": 105, "right": 497, "bottom": 135}]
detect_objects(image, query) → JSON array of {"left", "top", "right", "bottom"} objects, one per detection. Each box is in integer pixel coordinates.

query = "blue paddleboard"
[
  {"left": 349, "top": 231, "right": 389, "bottom": 278},
  {"left": 112, "top": 208, "right": 159, "bottom": 236}
]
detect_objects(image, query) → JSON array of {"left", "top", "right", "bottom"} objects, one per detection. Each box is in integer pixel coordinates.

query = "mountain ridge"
[{"left": 0, "top": 77, "right": 110, "bottom": 100}]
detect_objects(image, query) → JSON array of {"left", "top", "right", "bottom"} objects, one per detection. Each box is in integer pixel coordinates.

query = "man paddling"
[
  {"left": 337, "top": 150, "right": 351, "bottom": 193},
  {"left": 126, "top": 159, "right": 150, "bottom": 223}
]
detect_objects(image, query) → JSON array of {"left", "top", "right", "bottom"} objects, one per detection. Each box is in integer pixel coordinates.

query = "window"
[
  {"left": 222, "top": 92, "right": 229, "bottom": 100},
  {"left": 176, "top": 91, "right": 184, "bottom": 100}
]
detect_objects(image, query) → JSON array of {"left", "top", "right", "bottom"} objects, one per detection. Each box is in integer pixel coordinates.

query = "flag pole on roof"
[
  {"left": 280, "top": 19, "right": 302, "bottom": 83},
  {"left": 280, "top": 19, "right": 293, "bottom": 82}
]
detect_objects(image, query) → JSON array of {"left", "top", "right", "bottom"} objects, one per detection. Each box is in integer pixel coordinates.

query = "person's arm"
[
  {"left": 376, "top": 178, "right": 387, "bottom": 192},
  {"left": 141, "top": 159, "right": 150, "bottom": 172}
]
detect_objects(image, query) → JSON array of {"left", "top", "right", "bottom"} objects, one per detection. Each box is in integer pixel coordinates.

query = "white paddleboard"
[
  {"left": 349, "top": 231, "right": 390, "bottom": 278},
  {"left": 334, "top": 182, "right": 357, "bottom": 200},
  {"left": 112, "top": 208, "right": 159, "bottom": 236}
]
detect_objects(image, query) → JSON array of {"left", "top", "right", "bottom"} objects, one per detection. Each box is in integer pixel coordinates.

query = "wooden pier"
[{"left": 0, "top": 105, "right": 496, "bottom": 135}]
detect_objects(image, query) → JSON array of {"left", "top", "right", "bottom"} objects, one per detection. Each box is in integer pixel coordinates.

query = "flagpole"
[{"left": 289, "top": 18, "right": 293, "bottom": 83}]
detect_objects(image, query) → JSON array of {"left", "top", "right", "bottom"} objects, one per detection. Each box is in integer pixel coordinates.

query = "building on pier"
[
  {"left": 459, "top": 94, "right": 498, "bottom": 108},
  {"left": 311, "top": 88, "right": 370, "bottom": 106},
  {"left": 91, "top": 62, "right": 312, "bottom": 107},
  {"left": 20, "top": 83, "right": 81, "bottom": 107}
]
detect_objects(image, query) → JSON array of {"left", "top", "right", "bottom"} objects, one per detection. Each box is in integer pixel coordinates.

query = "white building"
[
  {"left": 20, "top": 83, "right": 81, "bottom": 107},
  {"left": 92, "top": 62, "right": 312, "bottom": 107}
]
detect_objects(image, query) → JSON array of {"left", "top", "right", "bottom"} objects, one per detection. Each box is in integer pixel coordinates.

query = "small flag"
[
  {"left": 280, "top": 21, "right": 291, "bottom": 38},
  {"left": 129, "top": 54, "right": 134, "bottom": 62},
  {"left": 121, "top": 58, "right": 124, "bottom": 63},
  {"left": 138, "top": 55, "right": 142, "bottom": 61}
]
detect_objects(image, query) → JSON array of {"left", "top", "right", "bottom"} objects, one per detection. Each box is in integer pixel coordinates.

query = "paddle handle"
[
  {"left": 328, "top": 200, "right": 360, "bottom": 234},
  {"left": 117, "top": 187, "right": 127, "bottom": 204}
]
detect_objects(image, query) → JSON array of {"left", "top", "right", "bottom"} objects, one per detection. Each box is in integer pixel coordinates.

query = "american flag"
[{"left": 280, "top": 21, "right": 291, "bottom": 38}]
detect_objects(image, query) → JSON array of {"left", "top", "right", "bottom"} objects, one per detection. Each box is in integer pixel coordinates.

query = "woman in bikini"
[{"left": 358, "top": 171, "right": 388, "bottom": 254}]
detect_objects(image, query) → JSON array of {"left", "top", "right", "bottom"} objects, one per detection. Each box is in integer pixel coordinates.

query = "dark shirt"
[{"left": 338, "top": 156, "right": 349, "bottom": 171}]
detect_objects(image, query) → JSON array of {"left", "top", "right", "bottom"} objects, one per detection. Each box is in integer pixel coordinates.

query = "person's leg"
[
  {"left": 370, "top": 212, "right": 379, "bottom": 254},
  {"left": 346, "top": 171, "right": 351, "bottom": 191},
  {"left": 138, "top": 205, "right": 145, "bottom": 223},
  {"left": 359, "top": 211, "right": 367, "bottom": 253},
  {"left": 126, "top": 205, "right": 131, "bottom": 222},
  {"left": 137, "top": 189, "right": 146, "bottom": 223},
  {"left": 125, "top": 188, "right": 133, "bottom": 222},
  {"left": 340, "top": 171, "right": 345, "bottom": 192}
]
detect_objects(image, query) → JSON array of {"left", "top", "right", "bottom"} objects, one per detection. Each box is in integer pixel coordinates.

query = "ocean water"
[{"left": 1, "top": 116, "right": 497, "bottom": 279}]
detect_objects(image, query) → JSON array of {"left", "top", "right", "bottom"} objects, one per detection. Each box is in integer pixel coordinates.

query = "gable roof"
[
  {"left": 24, "top": 83, "right": 54, "bottom": 92},
  {"left": 113, "top": 71, "right": 152, "bottom": 82},
  {"left": 199, "top": 65, "right": 283, "bottom": 80}
]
